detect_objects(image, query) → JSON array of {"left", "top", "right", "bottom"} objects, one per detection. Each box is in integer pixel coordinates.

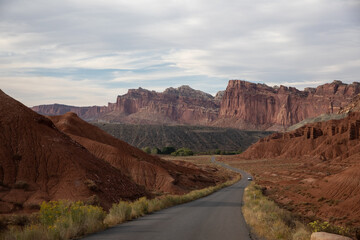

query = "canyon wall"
[
  {"left": 215, "top": 80, "right": 359, "bottom": 130},
  {"left": 32, "top": 80, "right": 360, "bottom": 130}
]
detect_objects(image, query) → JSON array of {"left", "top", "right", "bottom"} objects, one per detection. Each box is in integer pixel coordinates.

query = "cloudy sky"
[{"left": 0, "top": 0, "right": 359, "bottom": 106}]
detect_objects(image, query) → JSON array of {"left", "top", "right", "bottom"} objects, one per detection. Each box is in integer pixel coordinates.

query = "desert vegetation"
[
  {"left": 94, "top": 123, "right": 272, "bottom": 152},
  {"left": 243, "top": 183, "right": 311, "bottom": 240},
  {"left": 0, "top": 176, "right": 240, "bottom": 240},
  {"left": 142, "top": 146, "right": 242, "bottom": 156},
  {"left": 243, "top": 183, "right": 354, "bottom": 240}
]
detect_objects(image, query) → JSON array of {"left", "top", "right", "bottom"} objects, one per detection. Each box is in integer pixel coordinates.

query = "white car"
[{"left": 247, "top": 177, "right": 253, "bottom": 181}]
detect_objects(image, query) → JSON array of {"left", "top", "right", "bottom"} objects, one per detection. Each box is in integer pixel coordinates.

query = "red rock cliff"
[
  {"left": 217, "top": 80, "right": 360, "bottom": 130},
  {"left": 32, "top": 80, "right": 359, "bottom": 130}
]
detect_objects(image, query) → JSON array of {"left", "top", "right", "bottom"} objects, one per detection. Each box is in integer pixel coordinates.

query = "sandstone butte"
[
  {"left": 0, "top": 90, "right": 225, "bottom": 214},
  {"left": 32, "top": 80, "right": 360, "bottom": 130}
]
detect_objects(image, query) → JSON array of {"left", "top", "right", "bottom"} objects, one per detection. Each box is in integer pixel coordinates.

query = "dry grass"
[
  {"left": 1, "top": 176, "right": 240, "bottom": 240},
  {"left": 104, "top": 175, "right": 240, "bottom": 227},
  {"left": 2, "top": 201, "right": 106, "bottom": 240},
  {"left": 243, "top": 183, "right": 311, "bottom": 240}
]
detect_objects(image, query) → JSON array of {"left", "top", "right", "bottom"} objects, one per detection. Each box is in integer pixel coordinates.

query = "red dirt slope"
[
  {"left": 241, "top": 112, "right": 360, "bottom": 162},
  {"left": 49, "top": 113, "right": 224, "bottom": 195},
  {"left": 0, "top": 90, "right": 148, "bottom": 213}
]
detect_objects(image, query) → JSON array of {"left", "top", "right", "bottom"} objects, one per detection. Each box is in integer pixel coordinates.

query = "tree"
[
  {"left": 142, "top": 146, "right": 151, "bottom": 154},
  {"left": 161, "top": 146, "right": 176, "bottom": 155},
  {"left": 151, "top": 147, "right": 161, "bottom": 154}
]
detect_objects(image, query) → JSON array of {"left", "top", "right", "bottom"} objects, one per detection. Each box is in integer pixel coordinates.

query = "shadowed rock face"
[{"left": 32, "top": 81, "right": 360, "bottom": 130}]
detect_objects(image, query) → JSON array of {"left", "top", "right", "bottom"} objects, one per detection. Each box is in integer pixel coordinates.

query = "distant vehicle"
[{"left": 247, "top": 177, "right": 253, "bottom": 181}]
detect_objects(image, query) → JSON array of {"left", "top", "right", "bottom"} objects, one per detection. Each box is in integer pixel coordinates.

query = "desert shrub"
[
  {"left": 84, "top": 179, "right": 98, "bottom": 191},
  {"left": 2, "top": 176, "right": 240, "bottom": 240},
  {"left": 7, "top": 215, "right": 30, "bottom": 227},
  {"left": 243, "top": 183, "right": 311, "bottom": 240},
  {"left": 151, "top": 147, "right": 161, "bottom": 154},
  {"left": 38, "top": 200, "right": 106, "bottom": 239},
  {"left": 2, "top": 225, "right": 52, "bottom": 240},
  {"left": 309, "top": 220, "right": 350, "bottom": 237},
  {"left": 160, "top": 146, "right": 176, "bottom": 155},
  {"left": 85, "top": 195, "right": 100, "bottom": 206},
  {"left": 104, "top": 201, "right": 132, "bottom": 226},
  {"left": 171, "top": 148, "right": 193, "bottom": 156},
  {"left": 142, "top": 147, "right": 151, "bottom": 154},
  {"left": 130, "top": 197, "right": 149, "bottom": 218}
]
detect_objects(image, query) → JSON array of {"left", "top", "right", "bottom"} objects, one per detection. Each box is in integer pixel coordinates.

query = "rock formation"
[
  {"left": 338, "top": 93, "right": 360, "bottom": 114},
  {"left": 240, "top": 112, "right": 360, "bottom": 161},
  {"left": 32, "top": 80, "right": 360, "bottom": 130},
  {"left": 310, "top": 232, "right": 352, "bottom": 240},
  {"left": 33, "top": 85, "right": 219, "bottom": 125},
  {"left": 216, "top": 80, "right": 360, "bottom": 130}
]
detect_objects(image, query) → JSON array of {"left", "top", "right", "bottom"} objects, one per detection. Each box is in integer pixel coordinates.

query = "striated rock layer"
[
  {"left": 32, "top": 81, "right": 360, "bottom": 130},
  {"left": 216, "top": 80, "right": 360, "bottom": 130},
  {"left": 33, "top": 85, "right": 220, "bottom": 125},
  {"left": 0, "top": 90, "right": 147, "bottom": 213},
  {"left": 49, "top": 112, "right": 224, "bottom": 195},
  {"left": 241, "top": 112, "right": 360, "bottom": 161}
]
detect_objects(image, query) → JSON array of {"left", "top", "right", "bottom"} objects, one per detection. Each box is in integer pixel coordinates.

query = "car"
[{"left": 247, "top": 177, "right": 253, "bottom": 181}]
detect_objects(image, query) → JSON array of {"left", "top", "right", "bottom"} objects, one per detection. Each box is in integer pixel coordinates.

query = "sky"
[{"left": 0, "top": 0, "right": 359, "bottom": 107}]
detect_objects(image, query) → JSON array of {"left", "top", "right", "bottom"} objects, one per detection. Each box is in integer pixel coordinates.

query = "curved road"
[{"left": 83, "top": 157, "right": 252, "bottom": 240}]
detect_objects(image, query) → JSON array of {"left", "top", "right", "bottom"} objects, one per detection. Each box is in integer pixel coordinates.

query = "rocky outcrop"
[
  {"left": 32, "top": 80, "right": 359, "bottom": 130},
  {"left": 338, "top": 93, "right": 360, "bottom": 114},
  {"left": 241, "top": 112, "right": 360, "bottom": 161},
  {"left": 33, "top": 85, "right": 219, "bottom": 125},
  {"left": 105, "top": 86, "right": 219, "bottom": 125},
  {"left": 310, "top": 232, "right": 352, "bottom": 240},
  {"left": 216, "top": 80, "right": 360, "bottom": 130}
]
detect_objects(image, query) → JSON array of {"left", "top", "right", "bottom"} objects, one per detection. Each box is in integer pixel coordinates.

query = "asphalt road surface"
[{"left": 83, "top": 157, "right": 253, "bottom": 240}]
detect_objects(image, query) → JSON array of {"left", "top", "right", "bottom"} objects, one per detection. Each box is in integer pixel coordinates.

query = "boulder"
[{"left": 310, "top": 232, "right": 352, "bottom": 240}]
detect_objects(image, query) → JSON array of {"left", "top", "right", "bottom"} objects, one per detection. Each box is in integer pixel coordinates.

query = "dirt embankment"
[
  {"left": 0, "top": 90, "right": 147, "bottom": 213},
  {"left": 49, "top": 113, "right": 228, "bottom": 195}
]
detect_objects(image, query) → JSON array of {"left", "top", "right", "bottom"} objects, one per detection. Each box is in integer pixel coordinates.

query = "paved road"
[{"left": 83, "top": 157, "right": 252, "bottom": 240}]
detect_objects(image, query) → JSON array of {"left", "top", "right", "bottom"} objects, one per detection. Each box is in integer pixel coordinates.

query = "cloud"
[
  {"left": 0, "top": 0, "right": 359, "bottom": 105},
  {"left": 0, "top": 76, "right": 126, "bottom": 107}
]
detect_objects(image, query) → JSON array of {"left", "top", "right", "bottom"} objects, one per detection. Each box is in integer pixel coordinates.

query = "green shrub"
[
  {"left": 171, "top": 148, "right": 194, "bottom": 156},
  {"left": 309, "top": 220, "right": 350, "bottom": 237},
  {"left": 160, "top": 146, "right": 176, "bottom": 155},
  {"left": 142, "top": 147, "right": 151, "bottom": 154},
  {"left": 151, "top": 147, "right": 161, "bottom": 154}
]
